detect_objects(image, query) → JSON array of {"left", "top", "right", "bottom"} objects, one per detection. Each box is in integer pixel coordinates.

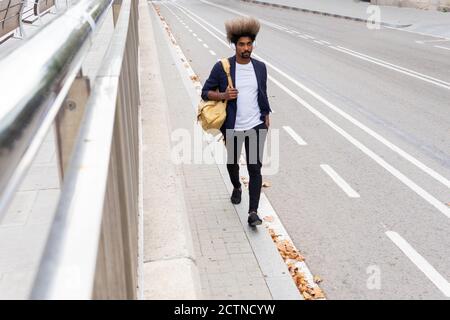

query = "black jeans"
[{"left": 224, "top": 122, "right": 268, "bottom": 213}]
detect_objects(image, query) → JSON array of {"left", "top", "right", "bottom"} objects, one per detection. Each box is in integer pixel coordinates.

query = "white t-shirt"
[{"left": 234, "top": 62, "right": 263, "bottom": 131}]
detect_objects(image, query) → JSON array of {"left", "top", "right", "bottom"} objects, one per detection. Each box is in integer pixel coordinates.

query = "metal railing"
[
  {"left": 0, "top": 0, "right": 25, "bottom": 41},
  {"left": 0, "top": 0, "right": 140, "bottom": 299}
]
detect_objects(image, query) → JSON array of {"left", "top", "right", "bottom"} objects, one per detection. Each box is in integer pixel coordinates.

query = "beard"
[{"left": 240, "top": 51, "right": 251, "bottom": 58}]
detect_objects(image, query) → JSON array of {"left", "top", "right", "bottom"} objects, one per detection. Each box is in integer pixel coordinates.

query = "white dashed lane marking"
[
  {"left": 386, "top": 231, "right": 450, "bottom": 297},
  {"left": 320, "top": 164, "right": 360, "bottom": 198},
  {"left": 282, "top": 126, "right": 307, "bottom": 146},
  {"left": 434, "top": 45, "right": 450, "bottom": 51}
]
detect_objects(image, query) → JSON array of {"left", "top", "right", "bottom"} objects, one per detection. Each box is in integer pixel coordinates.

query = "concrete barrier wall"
[{"left": 371, "top": 0, "right": 450, "bottom": 11}]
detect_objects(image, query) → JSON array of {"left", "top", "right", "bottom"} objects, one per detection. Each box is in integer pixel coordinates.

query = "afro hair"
[{"left": 225, "top": 17, "right": 260, "bottom": 45}]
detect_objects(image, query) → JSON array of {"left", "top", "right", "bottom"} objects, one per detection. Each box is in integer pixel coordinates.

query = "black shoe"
[
  {"left": 231, "top": 187, "right": 242, "bottom": 204},
  {"left": 248, "top": 211, "right": 262, "bottom": 227}
]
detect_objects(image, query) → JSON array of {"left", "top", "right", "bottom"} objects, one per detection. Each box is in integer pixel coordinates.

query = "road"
[{"left": 153, "top": 0, "right": 450, "bottom": 299}]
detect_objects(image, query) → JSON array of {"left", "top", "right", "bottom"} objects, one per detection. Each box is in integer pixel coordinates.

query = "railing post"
[
  {"left": 54, "top": 71, "right": 91, "bottom": 181},
  {"left": 112, "top": 0, "right": 122, "bottom": 26}
]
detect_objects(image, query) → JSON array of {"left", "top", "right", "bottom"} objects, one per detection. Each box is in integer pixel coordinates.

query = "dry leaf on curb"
[
  {"left": 190, "top": 75, "right": 200, "bottom": 82},
  {"left": 268, "top": 228, "right": 279, "bottom": 240},
  {"left": 312, "top": 287, "right": 325, "bottom": 299},
  {"left": 262, "top": 181, "right": 272, "bottom": 188},
  {"left": 303, "top": 292, "right": 312, "bottom": 300},
  {"left": 313, "top": 275, "right": 323, "bottom": 284},
  {"left": 268, "top": 227, "right": 324, "bottom": 299},
  {"left": 263, "top": 216, "right": 274, "bottom": 222},
  {"left": 277, "top": 240, "right": 303, "bottom": 261}
]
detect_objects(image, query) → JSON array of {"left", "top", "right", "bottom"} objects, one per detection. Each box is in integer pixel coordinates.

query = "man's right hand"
[{"left": 223, "top": 87, "right": 238, "bottom": 100}]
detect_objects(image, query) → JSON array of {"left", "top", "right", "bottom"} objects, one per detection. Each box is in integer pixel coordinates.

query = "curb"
[{"left": 240, "top": 0, "right": 412, "bottom": 28}]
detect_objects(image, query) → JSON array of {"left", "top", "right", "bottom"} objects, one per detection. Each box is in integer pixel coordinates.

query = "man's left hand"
[{"left": 265, "top": 115, "right": 270, "bottom": 128}]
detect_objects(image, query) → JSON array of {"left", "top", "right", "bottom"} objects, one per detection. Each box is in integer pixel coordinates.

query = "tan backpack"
[{"left": 197, "top": 58, "right": 233, "bottom": 135}]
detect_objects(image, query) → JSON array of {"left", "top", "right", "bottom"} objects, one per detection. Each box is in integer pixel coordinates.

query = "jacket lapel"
[
  {"left": 251, "top": 58, "right": 261, "bottom": 90},
  {"left": 229, "top": 56, "right": 236, "bottom": 88}
]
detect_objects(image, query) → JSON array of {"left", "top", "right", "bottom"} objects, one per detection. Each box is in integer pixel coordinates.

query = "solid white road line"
[
  {"left": 282, "top": 126, "right": 307, "bottom": 146},
  {"left": 416, "top": 39, "right": 450, "bottom": 44},
  {"left": 272, "top": 22, "right": 288, "bottom": 30},
  {"left": 297, "top": 34, "right": 309, "bottom": 39},
  {"left": 331, "top": 45, "right": 450, "bottom": 90},
  {"left": 434, "top": 45, "right": 450, "bottom": 51},
  {"left": 314, "top": 40, "right": 325, "bottom": 45},
  {"left": 263, "top": 21, "right": 288, "bottom": 31},
  {"left": 174, "top": 1, "right": 450, "bottom": 192},
  {"left": 336, "top": 45, "right": 450, "bottom": 87},
  {"left": 320, "top": 164, "right": 360, "bottom": 198},
  {"left": 386, "top": 231, "right": 450, "bottom": 297},
  {"left": 384, "top": 25, "right": 450, "bottom": 41}
]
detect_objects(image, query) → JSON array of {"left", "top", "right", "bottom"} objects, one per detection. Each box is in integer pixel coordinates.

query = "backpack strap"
[{"left": 220, "top": 58, "right": 233, "bottom": 89}]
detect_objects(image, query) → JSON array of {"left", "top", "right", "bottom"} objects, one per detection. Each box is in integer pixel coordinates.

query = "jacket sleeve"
[
  {"left": 261, "top": 63, "right": 272, "bottom": 115},
  {"left": 201, "top": 62, "right": 222, "bottom": 101}
]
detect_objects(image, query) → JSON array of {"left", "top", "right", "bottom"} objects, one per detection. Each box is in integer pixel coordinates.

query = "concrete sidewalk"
[
  {"left": 240, "top": 0, "right": 450, "bottom": 38},
  {"left": 139, "top": 0, "right": 302, "bottom": 300}
]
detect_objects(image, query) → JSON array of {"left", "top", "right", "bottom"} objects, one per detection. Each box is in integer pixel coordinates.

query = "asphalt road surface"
[{"left": 154, "top": 0, "right": 450, "bottom": 299}]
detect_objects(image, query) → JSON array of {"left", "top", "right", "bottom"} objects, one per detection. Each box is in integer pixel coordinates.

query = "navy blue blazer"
[{"left": 201, "top": 56, "right": 272, "bottom": 132}]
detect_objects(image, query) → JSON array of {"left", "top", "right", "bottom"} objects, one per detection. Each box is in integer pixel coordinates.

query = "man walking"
[{"left": 201, "top": 17, "right": 272, "bottom": 227}]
